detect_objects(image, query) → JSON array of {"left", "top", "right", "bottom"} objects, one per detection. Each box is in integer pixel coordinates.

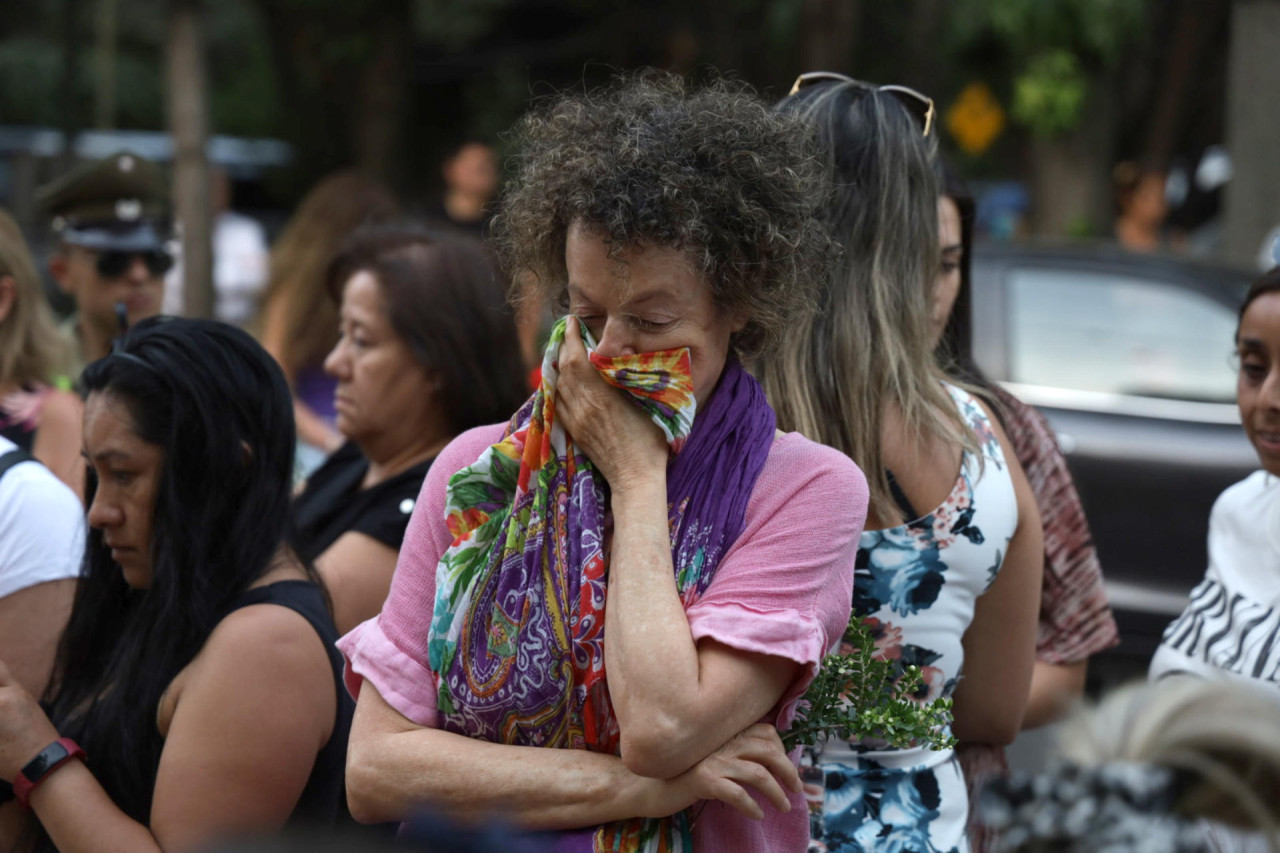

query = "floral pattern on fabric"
[
  {"left": 428, "top": 316, "right": 775, "bottom": 853},
  {"left": 814, "top": 385, "right": 1018, "bottom": 853},
  {"left": 814, "top": 762, "right": 954, "bottom": 853}
]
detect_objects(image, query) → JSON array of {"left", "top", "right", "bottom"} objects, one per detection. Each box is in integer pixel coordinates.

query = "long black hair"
[
  {"left": 934, "top": 159, "right": 981, "bottom": 383},
  {"left": 46, "top": 317, "right": 304, "bottom": 825},
  {"left": 1238, "top": 267, "right": 1280, "bottom": 338}
]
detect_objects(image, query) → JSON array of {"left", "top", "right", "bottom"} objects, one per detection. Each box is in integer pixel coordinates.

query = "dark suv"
[{"left": 969, "top": 243, "right": 1257, "bottom": 683}]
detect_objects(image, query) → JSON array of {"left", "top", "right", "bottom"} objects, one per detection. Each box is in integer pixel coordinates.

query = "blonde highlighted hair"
[
  {"left": 260, "top": 171, "right": 398, "bottom": 372},
  {"left": 0, "top": 208, "right": 68, "bottom": 387},
  {"left": 760, "top": 79, "right": 973, "bottom": 523}
]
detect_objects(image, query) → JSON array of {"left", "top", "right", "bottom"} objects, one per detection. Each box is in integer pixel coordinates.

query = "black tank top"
[{"left": 225, "top": 580, "right": 353, "bottom": 826}]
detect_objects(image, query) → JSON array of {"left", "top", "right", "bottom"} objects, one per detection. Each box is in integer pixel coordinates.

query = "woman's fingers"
[
  {"left": 727, "top": 757, "right": 792, "bottom": 814},
  {"left": 704, "top": 775, "right": 765, "bottom": 820},
  {"left": 738, "top": 725, "right": 803, "bottom": 793}
]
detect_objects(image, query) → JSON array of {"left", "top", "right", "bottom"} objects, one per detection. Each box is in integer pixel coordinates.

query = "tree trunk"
[
  {"left": 353, "top": 0, "right": 411, "bottom": 182},
  {"left": 1026, "top": 72, "right": 1118, "bottom": 238},
  {"left": 1222, "top": 0, "right": 1280, "bottom": 269},
  {"left": 59, "top": 0, "right": 82, "bottom": 172},
  {"left": 166, "top": 0, "right": 214, "bottom": 319},
  {"left": 94, "top": 0, "right": 119, "bottom": 129},
  {"left": 798, "top": 0, "right": 858, "bottom": 71}
]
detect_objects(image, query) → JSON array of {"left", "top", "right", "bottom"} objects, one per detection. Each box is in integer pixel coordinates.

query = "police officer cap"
[{"left": 37, "top": 151, "right": 172, "bottom": 252}]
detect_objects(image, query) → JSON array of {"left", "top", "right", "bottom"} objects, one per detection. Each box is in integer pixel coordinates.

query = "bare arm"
[
  {"left": 31, "top": 391, "right": 83, "bottom": 501},
  {"left": 605, "top": 478, "right": 798, "bottom": 778},
  {"left": 555, "top": 321, "right": 799, "bottom": 779},
  {"left": 4, "top": 604, "right": 335, "bottom": 853},
  {"left": 950, "top": 405, "right": 1044, "bottom": 746},
  {"left": 1022, "top": 659, "right": 1087, "bottom": 729},
  {"left": 313, "top": 532, "right": 399, "bottom": 635},
  {"left": 0, "top": 580, "right": 75, "bottom": 698},
  {"left": 345, "top": 678, "right": 798, "bottom": 827},
  {"left": 260, "top": 293, "right": 341, "bottom": 453}
]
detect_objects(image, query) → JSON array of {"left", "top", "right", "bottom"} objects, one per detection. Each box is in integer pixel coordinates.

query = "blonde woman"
[
  {"left": 0, "top": 210, "right": 81, "bottom": 496},
  {"left": 979, "top": 678, "right": 1280, "bottom": 851},
  {"left": 762, "top": 73, "right": 1043, "bottom": 852}
]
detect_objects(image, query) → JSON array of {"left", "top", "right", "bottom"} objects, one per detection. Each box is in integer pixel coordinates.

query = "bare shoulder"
[
  {"left": 201, "top": 601, "right": 331, "bottom": 674},
  {"left": 39, "top": 388, "right": 83, "bottom": 427}
]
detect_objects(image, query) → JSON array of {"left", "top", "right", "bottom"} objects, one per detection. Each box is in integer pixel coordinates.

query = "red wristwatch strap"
[{"left": 13, "top": 738, "right": 86, "bottom": 810}]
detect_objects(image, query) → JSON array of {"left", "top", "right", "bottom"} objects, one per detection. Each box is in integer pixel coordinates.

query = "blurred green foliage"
[
  {"left": 0, "top": 0, "right": 1157, "bottom": 203},
  {"left": 952, "top": 0, "right": 1144, "bottom": 136}
]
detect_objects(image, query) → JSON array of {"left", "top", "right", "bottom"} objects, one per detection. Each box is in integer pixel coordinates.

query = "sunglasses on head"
[
  {"left": 94, "top": 249, "right": 174, "bottom": 279},
  {"left": 789, "top": 71, "right": 936, "bottom": 138}
]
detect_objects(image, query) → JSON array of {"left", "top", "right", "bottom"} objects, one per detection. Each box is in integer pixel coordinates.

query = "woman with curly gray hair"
[{"left": 338, "top": 73, "right": 869, "bottom": 852}]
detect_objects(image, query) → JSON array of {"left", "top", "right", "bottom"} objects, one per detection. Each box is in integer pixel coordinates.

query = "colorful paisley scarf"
[{"left": 427, "top": 316, "right": 776, "bottom": 852}]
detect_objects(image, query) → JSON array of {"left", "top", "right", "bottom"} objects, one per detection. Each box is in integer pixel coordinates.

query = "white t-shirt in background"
[
  {"left": 0, "top": 436, "right": 84, "bottom": 599},
  {"left": 1150, "top": 470, "right": 1280, "bottom": 692}
]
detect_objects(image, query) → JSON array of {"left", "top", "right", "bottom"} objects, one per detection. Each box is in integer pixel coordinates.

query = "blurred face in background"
[
  {"left": 930, "top": 195, "right": 963, "bottom": 347},
  {"left": 324, "top": 270, "right": 437, "bottom": 455},
  {"left": 1129, "top": 172, "right": 1168, "bottom": 227},
  {"left": 52, "top": 245, "right": 165, "bottom": 339},
  {"left": 444, "top": 143, "right": 499, "bottom": 201},
  {"left": 1236, "top": 291, "right": 1280, "bottom": 476}
]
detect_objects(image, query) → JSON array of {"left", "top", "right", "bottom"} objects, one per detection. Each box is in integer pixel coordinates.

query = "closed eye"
[{"left": 631, "top": 317, "right": 676, "bottom": 332}]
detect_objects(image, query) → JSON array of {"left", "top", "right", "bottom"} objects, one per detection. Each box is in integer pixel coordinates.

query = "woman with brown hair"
[
  {"left": 290, "top": 225, "right": 528, "bottom": 634},
  {"left": 259, "top": 172, "right": 398, "bottom": 471},
  {"left": 0, "top": 209, "right": 81, "bottom": 496}
]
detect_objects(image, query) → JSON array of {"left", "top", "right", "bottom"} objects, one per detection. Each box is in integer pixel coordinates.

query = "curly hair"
[{"left": 491, "top": 71, "right": 828, "bottom": 359}]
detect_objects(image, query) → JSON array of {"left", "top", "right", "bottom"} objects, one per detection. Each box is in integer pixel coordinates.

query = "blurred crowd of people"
[{"left": 0, "top": 69, "right": 1276, "bottom": 853}]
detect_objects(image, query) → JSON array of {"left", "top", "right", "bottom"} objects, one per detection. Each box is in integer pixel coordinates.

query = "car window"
[{"left": 1006, "top": 268, "right": 1237, "bottom": 403}]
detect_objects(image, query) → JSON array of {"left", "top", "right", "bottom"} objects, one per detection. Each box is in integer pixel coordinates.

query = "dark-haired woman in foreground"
[
  {"left": 292, "top": 227, "right": 527, "bottom": 634},
  {"left": 0, "top": 318, "right": 349, "bottom": 852}
]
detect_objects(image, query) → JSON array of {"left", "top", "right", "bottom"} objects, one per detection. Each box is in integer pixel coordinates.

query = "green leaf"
[{"left": 781, "top": 616, "right": 958, "bottom": 753}]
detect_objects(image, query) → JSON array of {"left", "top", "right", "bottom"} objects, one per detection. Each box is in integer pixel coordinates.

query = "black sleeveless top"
[
  {"left": 291, "top": 441, "right": 433, "bottom": 563},
  {"left": 225, "top": 580, "right": 353, "bottom": 826},
  {"left": 33, "top": 581, "right": 353, "bottom": 852}
]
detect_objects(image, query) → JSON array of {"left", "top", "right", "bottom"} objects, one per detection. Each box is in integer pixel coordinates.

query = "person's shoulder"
[
  {"left": 1214, "top": 470, "right": 1276, "bottom": 518},
  {"left": 37, "top": 386, "right": 82, "bottom": 427},
  {"left": 759, "top": 432, "right": 868, "bottom": 502},
  {"left": 436, "top": 423, "right": 508, "bottom": 479},
  {"left": 0, "top": 447, "right": 79, "bottom": 516},
  {"left": 202, "top": 590, "right": 331, "bottom": 676}
]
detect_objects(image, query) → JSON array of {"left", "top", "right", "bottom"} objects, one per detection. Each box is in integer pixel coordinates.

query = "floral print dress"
[{"left": 811, "top": 385, "right": 1018, "bottom": 853}]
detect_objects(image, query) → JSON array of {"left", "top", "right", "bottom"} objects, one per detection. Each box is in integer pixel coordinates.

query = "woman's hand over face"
[
  {"left": 665, "top": 723, "right": 800, "bottom": 820},
  {"left": 556, "top": 319, "right": 668, "bottom": 491},
  {"left": 0, "top": 659, "right": 60, "bottom": 781}
]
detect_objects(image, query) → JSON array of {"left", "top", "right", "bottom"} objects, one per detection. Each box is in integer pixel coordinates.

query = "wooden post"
[
  {"left": 94, "top": 0, "right": 119, "bottom": 129},
  {"left": 1222, "top": 0, "right": 1280, "bottom": 269},
  {"left": 165, "top": 0, "right": 214, "bottom": 318}
]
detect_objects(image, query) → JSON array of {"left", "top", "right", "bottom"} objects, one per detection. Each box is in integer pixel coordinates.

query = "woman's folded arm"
[{"left": 344, "top": 680, "right": 799, "bottom": 827}]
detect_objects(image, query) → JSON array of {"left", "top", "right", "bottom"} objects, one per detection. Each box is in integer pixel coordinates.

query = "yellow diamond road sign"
[{"left": 946, "top": 82, "right": 1005, "bottom": 157}]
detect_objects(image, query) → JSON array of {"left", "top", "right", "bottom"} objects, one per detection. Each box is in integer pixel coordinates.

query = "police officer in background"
[{"left": 37, "top": 151, "right": 174, "bottom": 381}]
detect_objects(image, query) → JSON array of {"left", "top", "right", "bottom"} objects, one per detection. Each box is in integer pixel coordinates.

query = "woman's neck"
[
  {"left": 361, "top": 430, "right": 451, "bottom": 489},
  {"left": 444, "top": 190, "right": 486, "bottom": 223},
  {"left": 248, "top": 546, "right": 309, "bottom": 590}
]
